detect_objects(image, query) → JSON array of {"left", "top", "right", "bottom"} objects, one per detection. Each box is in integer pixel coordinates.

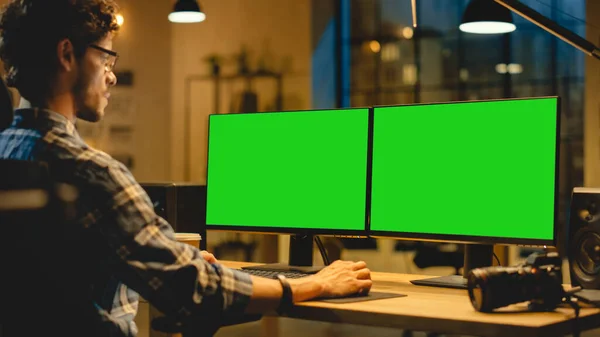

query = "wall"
[
  {"left": 170, "top": 0, "right": 312, "bottom": 183},
  {"left": 585, "top": 1, "right": 600, "bottom": 187},
  {"left": 109, "top": 0, "right": 172, "bottom": 182}
]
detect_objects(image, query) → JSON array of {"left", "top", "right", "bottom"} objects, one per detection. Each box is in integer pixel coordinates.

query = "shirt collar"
[{"left": 12, "top": 108, "right": 78, "bottom": 137}]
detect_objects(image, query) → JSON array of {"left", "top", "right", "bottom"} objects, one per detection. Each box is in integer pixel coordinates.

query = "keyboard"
[{"left": 240, "top": 269, "right": 311, "bottom": 279}]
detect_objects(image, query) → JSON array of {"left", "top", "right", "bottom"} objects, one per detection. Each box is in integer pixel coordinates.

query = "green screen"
[
  {"left": 370, "top": 98, "right": 558, "bottom": 241},
  {"left": 206, "top": 109, "right": 369, "bottom": 231}
]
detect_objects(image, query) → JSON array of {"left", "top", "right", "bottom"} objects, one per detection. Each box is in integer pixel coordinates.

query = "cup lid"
[{"left": 174, "top": 232, "right": 202, "bottom": 240}]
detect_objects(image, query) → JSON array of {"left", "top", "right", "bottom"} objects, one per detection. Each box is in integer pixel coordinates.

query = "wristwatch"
[{"left": 276, "top": 274, "right": 294, "bottom": 315}]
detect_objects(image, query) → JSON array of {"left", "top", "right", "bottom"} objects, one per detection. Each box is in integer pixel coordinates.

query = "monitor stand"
[
  {"left": 410, "top": 244, "right": 493, "bottom": 290},
  {"left": 241, "top": 234, "right": 323, "bottom": 274}
]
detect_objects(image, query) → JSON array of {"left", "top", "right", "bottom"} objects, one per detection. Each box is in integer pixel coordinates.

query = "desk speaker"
[
  {"left": 568, "top": 187, "right": 600, "bottom": 288},
  {"left": 140, "top": 182, "right": 207, "bottom": 250}
]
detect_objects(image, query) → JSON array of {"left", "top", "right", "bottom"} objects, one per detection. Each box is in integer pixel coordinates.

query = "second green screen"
[{"left": 370, "top": 98, "right": 557, "bottom": 240}]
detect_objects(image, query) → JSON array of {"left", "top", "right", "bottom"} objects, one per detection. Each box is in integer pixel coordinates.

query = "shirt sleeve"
[{"left": 81, "top": 156, "right": 253, "bottom": 323}]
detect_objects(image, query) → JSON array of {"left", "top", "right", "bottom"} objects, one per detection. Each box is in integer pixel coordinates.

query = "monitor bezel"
[
  {"left": 205, "top": 107, "right": 373, "bottom": 236},
  {"left": 368, "top": 96, "right": 561, "bottom": 248}
]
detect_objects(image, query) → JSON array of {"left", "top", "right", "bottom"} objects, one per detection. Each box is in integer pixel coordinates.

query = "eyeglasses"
[{"left": 88, "top": 44, "right": 119, "bottom": 73}]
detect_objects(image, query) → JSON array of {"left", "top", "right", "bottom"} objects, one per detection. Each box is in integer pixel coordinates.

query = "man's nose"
[{"left": 107, "top": 71, "right": 117, "bottom": 87}]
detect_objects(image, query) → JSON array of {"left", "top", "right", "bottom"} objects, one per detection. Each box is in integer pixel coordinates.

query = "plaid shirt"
[{"left": 0, "top": 108, "right": 253, "bottom": 336}]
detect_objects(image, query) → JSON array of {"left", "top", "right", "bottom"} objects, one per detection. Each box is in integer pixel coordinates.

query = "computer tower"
[
  {"left": 138, "top": 183, "right": 207, "bottom": 337},
  {"left": 140, "top": 182, "right": 207, "bottom": 250}
]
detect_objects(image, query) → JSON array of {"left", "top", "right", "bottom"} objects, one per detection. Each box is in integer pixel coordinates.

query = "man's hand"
[
  {"left": 313, "top": 260, "right": 372, "bottom": 297},
  {"left": 245, "top": 259, "right": 372, "bottom": 314},
  {"left": 200, "top": 250, "right": 217, "bottom": 263},
  {"left": 286, "top": 260, "right": 372, "bottom": 303}
]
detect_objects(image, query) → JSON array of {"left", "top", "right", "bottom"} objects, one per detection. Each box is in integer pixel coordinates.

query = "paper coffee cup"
[{"left": 174, "top": 232, "right": 202, "bottom": 249}]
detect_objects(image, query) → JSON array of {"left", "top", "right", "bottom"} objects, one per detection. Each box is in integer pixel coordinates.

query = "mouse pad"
[{"left": 313, "top": 291, "right": 406, "bottom": 304}]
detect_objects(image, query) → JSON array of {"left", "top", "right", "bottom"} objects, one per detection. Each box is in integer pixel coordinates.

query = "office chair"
[
  {"left": 0, "top": 159, "right": 88, "bottom": 337},
  {"left": 0, "top": 76, "right": 13, "bottom": 131}
]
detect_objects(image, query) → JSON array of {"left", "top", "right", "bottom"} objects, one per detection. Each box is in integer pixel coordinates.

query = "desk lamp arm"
[{"left": 495, "top": 0, "right": 600, "bottom": 60}]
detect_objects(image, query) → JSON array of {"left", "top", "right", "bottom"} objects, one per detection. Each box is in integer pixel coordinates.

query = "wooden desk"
[{"left": 224, "top": 261, "right": 600, "bottom": 337}]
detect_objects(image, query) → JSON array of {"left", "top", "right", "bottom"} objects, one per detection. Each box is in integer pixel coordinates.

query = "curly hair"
[{"left": 0, "top": 0, "right": 120, "bottom": 102}]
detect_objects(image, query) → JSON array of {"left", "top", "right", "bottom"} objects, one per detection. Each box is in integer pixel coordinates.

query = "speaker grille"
[{"left": 568, "top": 188, "right": 600, "bottom": 288}]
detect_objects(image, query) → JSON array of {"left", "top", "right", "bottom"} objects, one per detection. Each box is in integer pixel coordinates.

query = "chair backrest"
[
  {"left": 0, "top": 160, "right": 95, "bottom": 337},
  {"left": 0, "top": 77, "right": 13, "bottom": 131}
]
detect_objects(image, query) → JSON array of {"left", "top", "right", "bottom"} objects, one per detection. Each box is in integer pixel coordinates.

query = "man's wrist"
[
  {"left": 288, "top": 275, "right": 325, "bottom": 302},
  {"left": 276, "top": 275, "right": 293, "bottom": 315}
]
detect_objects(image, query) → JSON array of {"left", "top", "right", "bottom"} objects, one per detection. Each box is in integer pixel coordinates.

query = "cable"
[
  {"left": 492, "top": 252, "right": 501, "bottom": 266},
  {"left": 533, "top": 0, "right": 600, "bottom": 32},
  {"left": 314, "top": 236, "right": 330, "bottom": 266},
  {"left": 561, "top": 287, "right": 582, "bottom": 337},
  {"left": 565, "top": 296, "right": 581, "bottom": 337},
  {"left": 411, "top": 0, "right": 417, "bottom": 28}
]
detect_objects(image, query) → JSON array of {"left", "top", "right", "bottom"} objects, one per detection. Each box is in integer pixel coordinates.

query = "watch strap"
[{"left": 276, "top": 274, "right": 293, "bottom": 315}]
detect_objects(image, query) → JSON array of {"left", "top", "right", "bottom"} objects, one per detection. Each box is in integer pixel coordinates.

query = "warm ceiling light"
[
  {"left": 116, "top": 14, "right": 124, "bottom": 26},
  {"left": 169, "top": 0, "right": 206, "bottom": 23},
  {"left": 369, "top": 40, "right": 381, "bottom": 53},
  {"left": 507, "top": 63, "right": 523, "bottom": 74},
  {"left": 459, "top": 0, "right": 516, "bottom": 34},
  {"left": 402, "top": 27, "right": 414, "bottom": 39},
  {"left": 495, "top": 63, "right": 523, "bottom": 74},
  {"left": 495, "top": 63, "right": 508, "bottom": 74}
]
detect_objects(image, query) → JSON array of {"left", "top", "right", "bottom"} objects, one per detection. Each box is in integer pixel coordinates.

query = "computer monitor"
[
  {"left": 206, "top": 108, "right": 370, "bottom": 271},
  {"left": 370, "top": 97, "right": 560, "bottom": 288}
]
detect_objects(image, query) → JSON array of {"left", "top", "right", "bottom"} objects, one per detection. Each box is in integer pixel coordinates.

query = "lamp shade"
[
  {"left": 459, "top": 0, "right": 516, "bottom": 34},
  {"left": 169, "top": 0, "right": 206, "bottom": 23}
]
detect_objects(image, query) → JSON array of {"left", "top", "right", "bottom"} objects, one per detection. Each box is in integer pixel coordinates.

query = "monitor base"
[
  {"left": 242, "top": 234, "right": 322, "bottom": 274},
  {"left": 242, "top": 263, "right": 323, "bottom": 274},
  {"left": 409, "top": 244, "right": 494, "bottom": 290},
  {"left": 410, "top": 275, "right": 468, "bottom": 290}
]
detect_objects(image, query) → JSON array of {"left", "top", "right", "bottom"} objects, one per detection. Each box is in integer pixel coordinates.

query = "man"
[{"left": 0, "top": 1, "right": 372, "bottom": 336}]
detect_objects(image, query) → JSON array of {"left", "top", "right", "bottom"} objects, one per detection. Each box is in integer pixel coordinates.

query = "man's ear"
[{"left": 56, "top": 39, "right": 76, "bottom": 72}]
